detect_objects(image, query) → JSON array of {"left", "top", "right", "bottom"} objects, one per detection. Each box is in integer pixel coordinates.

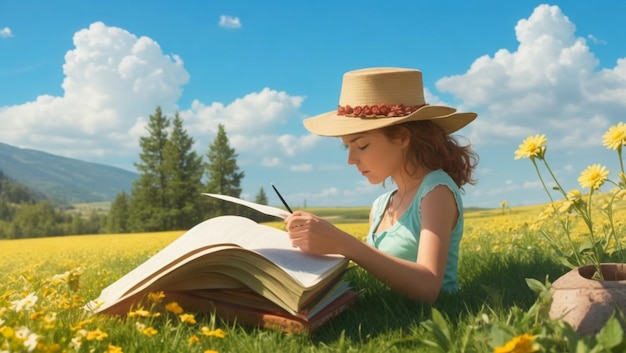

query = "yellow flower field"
[{"left": 2, "top": 201, "right": 626, "bottom": 352}]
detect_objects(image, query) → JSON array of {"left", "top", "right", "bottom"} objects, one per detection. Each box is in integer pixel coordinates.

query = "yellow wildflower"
[
  {"left": 85, "top": 328, "right": 108, "bottom": 341},
  {"left": 578, "top": 164, "right": 609, "bottom": 190},
  {"left": 71, "top": 319, "right": 94, "bottom": 331},
  {"left": 566, "top": 189, "right": 582, "bottom": 201},
  {"left": 514, "top": 134, "right": 547, "bottom": 160},
  {"left": 147, "top": 291, "right": 166, "bottom": 303},
  {"left": 204, "top": 350, "right": 219, "bottom": 353},
  {"left": 558, "top": 190, "right": 584, "bottom": 213},
  {"left": 128, "top": 307, "right": 151, "bottom": 318},
  {"left": 537, "top": 205, "right": 554, "bottom": 221},
  {"left": 106, "top": 344, "right": 124, "bottom": 353},
  {"left": 494, "top": 333, "right": 539, "bottom": 353},
  {"left": 614, "top": 188, "right": 626, "bottom": 201},
  {"left": 165, "top": 302, "right": 184, "bottom": 314},
  {"left": 602, "top": 122, "right": 626, "bottom": 151},
  {"left": 30, "top": 310, "right": 45, "bottom": 320},
  {"left": 201, "top": 327, "right": 226, "bottom": 338},
  {"left": 43, "top": 312, "right": 57, "bottom": 329},
  {"left": 188, "top": 335, "right": 200, "bottom": 343},
  {"left": 0, "top": 325, "right": 15, "bottom": 338},
  {"left": 180, "top": 313, "right": 197, "bottom": 324},
  {"left": 141, "top": 326, "right": 158, "bottom": 337}
]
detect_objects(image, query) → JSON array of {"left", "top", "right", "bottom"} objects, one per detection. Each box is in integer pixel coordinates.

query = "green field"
[{"left": 0, "top": 204, "right": 622, "bottom": 352}]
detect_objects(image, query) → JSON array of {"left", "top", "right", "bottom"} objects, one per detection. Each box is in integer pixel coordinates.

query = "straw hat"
[{"left": 303, "top": 67, "right": 477, "bottom": 136}]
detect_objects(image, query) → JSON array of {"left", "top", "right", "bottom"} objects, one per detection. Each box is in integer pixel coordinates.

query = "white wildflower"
[{"left": 10, "top": 292, "right": 38, "bottom": 312}]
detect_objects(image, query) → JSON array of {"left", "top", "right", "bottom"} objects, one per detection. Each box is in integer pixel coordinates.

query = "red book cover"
[{"left": 161, "top": 289, "right": 360, "bottom": 334}]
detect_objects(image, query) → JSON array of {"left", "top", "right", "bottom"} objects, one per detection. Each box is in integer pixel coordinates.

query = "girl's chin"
[{"left": 364, "top": 176, "right": 383, "bottom": 184}]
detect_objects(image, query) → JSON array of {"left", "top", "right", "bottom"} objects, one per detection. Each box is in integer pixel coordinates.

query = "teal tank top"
[{"left": 366, "top": 169, "right": 463, "bottom": 292}]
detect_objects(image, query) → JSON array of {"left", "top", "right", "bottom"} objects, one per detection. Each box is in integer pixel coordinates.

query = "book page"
[{"left": 202, "top": 193, "right": 290, "bottom": 219}]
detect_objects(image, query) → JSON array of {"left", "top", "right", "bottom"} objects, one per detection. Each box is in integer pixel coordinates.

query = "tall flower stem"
[
  {"left": 543, "top": 158, "right": 602, "bottom": 272},
  {"left": 583, "top": 189, "right": 603, "bottom": 277},
  {"left": 606, "top": 191, "right": 624, "bottom": 263},
  {"left": 540, "top": 159, "right": 567, "bottom": 200},
  {"left": 618, "top": 147, "right": 625, "bottom": 177},
  {"left": 532, "top": 159, "right": 556, "bottom": 203},
  {"left": 532, "top": 158, "right": 582, "bottom": 266}
]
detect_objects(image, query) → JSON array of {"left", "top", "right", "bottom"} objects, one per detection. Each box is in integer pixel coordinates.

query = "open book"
[{"left": 90, "top": 195, "right": 357, "bottom": 333}]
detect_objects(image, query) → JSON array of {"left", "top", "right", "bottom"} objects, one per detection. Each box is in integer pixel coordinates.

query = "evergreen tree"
[
  {"left": 107, "top": 192, "right": 129, "bottom": 233},
  {"left": 204, "top": 124, "right": 245, "bottom": 217},
  {"left": 163, "top": 112, "right": 205, "bottom": 229},
  {"left": 255, "top": 187, "right": 268, "bottom": 205},
  {"left": 247, "top": 187, "right": 275, "bottom": 223},
  {"left": 129, "top": 106, "right": 171, "bottom": 232}
]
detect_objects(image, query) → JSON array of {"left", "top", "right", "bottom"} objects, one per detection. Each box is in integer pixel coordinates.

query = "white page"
[{"left": 202, "top": 193, "right": 291, "bottom": 219}]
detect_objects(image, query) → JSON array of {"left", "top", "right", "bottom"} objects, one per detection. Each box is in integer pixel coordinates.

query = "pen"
[{"left": 271, "top": 183, "right": 293, "bottom": 213}]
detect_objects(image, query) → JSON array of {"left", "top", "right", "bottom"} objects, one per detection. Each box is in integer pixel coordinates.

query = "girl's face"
[{"left": 341, "top": 130, "right": 407, "bottom": 185}]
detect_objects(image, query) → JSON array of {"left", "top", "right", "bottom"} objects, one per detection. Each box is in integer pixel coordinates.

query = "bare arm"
[{"left": 285, "top": 185, "right": 458, "bottom": 304}]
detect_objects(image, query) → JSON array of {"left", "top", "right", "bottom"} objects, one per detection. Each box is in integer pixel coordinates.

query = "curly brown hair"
[{"left": 380, "top": 120, "right": 478, "bottom": 189}]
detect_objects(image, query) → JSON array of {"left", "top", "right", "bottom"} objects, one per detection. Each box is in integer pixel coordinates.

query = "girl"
[{"left": 285, "top": 67, "right": 478, "bottom": 304}]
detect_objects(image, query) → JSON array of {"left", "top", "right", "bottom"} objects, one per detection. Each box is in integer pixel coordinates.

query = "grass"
[{"left": 0, "top": 205, "right": 597, "bottom": 352}]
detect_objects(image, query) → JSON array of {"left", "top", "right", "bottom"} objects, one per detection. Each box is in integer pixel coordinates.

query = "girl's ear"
[{"left": 398, "top": 127, "right": 411, "bottom": 148}]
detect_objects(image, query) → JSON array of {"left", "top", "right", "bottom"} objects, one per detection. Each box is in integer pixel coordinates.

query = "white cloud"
[
  {"left": 290, "top": 163, "right": 312, "bottom": 172},
  {"left": 587, "top": 34, "right": 606, "bottom": 45},
  {"left": 185, "top": 88, "right": 304, "bottom": 135},
  {"left": 436, "top": 4, "right": 626, "bottom": 152},
  {"left": 262, "top": 157, "right": 281, "bottom": 167},
  {"left": 0, "top": 21, "right": 189, "bottom": 164},
  {"left": 342, "top": 180, "right": 381, "bottom": 197},
  {"left": 0, "top": 27, "right": 13, "bottom": 38},
  {"left": 180, "top": 88, "right": 308, "bottom": 161},
  {"left": 276, "top": 133, "right": 319, "bottom": 156},
  {"left": 291, "top": 187, "right": 341, "bottom": 203},
  {"left": 219, "top": 15, "right": 241, "bottom": 29}
]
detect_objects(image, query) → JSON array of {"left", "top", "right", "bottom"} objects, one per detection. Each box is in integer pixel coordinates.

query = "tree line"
[
  {"left": 0, "top": 170, "right": 107, "bottom": 238},
  {"left": 0, "top": 106, "right": 272, "bottom": 239}
]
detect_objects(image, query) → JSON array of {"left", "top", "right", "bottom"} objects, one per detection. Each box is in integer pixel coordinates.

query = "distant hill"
[{"left": 0, "top": 141, "right": 138, "bottom": 204}]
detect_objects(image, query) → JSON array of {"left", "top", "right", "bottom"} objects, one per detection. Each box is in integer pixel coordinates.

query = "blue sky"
[{"left": 1, "top": 1, "right": 626, "bottom": 209}]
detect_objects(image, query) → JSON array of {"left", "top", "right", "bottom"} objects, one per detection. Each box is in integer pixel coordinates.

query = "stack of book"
[{"left": 90, "top": 195, "right": 358, "bottom": 333}]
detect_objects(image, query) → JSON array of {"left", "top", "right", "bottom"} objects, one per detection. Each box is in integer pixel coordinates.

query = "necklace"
[
  {"left": 386, "top": 191, "right": 404, "bottom": 220},
  {"left": 386, "top": 179, "right": 422, "bottom": 218}
]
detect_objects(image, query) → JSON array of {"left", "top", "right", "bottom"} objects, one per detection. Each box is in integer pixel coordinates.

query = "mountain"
[{"left": 0, "top": 141, "right": 138, "bottom": 204}]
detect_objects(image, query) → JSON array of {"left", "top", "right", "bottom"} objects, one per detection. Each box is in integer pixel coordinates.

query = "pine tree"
[
  {"left": 255, "top": 187, "right": 268, "bottom": 205},
  {"left": 204, "top": 124, "right": 245, "bottom": 217},
  {"left": 129, "top": 106, "right": 170, "bottom": 232},
  {"left": 163, "top": 112, "right": 204, "bottom": 230},
  {"left": 247, "top": 186, "right": 274, "bottom": 223},
  {"left": 107, "top": 192, "right": 129, "bottom": 233}
]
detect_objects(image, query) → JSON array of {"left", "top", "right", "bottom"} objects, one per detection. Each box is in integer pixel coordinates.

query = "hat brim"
[{"left": 303, "top": 105, "right": 477, "bottom": 136}]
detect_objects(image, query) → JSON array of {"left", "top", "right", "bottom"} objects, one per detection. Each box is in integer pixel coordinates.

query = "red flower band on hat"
[{"left": 337, "top": 104, "right": 428, "bottom": 118}]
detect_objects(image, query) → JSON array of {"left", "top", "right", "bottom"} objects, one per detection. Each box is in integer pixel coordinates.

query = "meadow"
[{"left": 0, "top": 204, "right": 622, "bottom": 352}]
